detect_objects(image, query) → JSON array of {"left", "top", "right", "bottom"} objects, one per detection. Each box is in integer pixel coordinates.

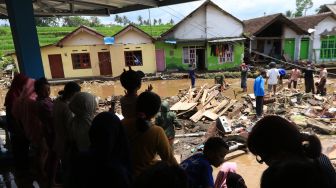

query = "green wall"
[
  {"left": 155, "top": 41, "right": 244, "bottom": 71},
  {"left": 207, "top": 42, "right": 244, "bottom": 71}
]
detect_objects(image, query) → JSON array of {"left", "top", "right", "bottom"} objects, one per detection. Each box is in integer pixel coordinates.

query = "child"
[
  {"left": 254, "top": 70, "right": 266, "bottom": 117},
  {"left": 119, "top": 67, "right": 145, "bottom": 119},
  {"left": 240, "top": 63, "right": 249, "bottom": 92},
  {"left": 155, "top": 100, "right": 181, "bottom": 147},
  {"left": 180, "top": 137, "right": 229, "bottom": 188},
  {"left": 188, "top": 63, "right": 196, "bottom": 88},
  {"left": 288, "top": 67, "right": 301, "bottom": 89}
]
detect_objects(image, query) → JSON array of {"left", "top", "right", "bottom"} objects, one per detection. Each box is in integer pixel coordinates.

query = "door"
[
  {"left": 98, "top": 52, "right": 112, "bottom": 76},
  {"left": 48, "top": 54, "right": 64, "bottom": 79},
  {"left": 284, "top": 39, "right": 295, "bottom": 60},
  {"left": 196, "top": 49, "right": 206, "bottom": 70},
  {"left": 155, "top": 49, "right": 165, "bottom": 72},
  {"left": 300, "top": 38, "right": 310, "bottom": 60}
]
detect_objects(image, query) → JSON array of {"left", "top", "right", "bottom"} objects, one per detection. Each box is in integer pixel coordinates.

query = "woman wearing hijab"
[
  {"left": 66, "top": 112, "right": 132, "bottom": 188},
  {"left": 4, "top": 73, "right": 30, "bottom": 170},
  {"left": 122, "top": 91, "right": 177, "bottom": 177},
  {"left": 53, "top": 82, "right": 81, "bottom": 161},
  {"left": 68, "top": 92, "right": 97, "bottom": 152}
]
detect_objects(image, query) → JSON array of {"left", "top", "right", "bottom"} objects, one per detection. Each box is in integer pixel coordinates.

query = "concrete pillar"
[
  {"left": 6, "top": 0, "right": 44, "bottom": 79},
  {"left": 294, "top": 35, "right": 302, "bottom": 61}
]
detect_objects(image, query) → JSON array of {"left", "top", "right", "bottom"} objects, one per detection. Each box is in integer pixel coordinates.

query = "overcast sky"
[
  {"left": 0, "top": 0, "right": 335, "bottom": 26},
  {"left": 100, "top": 0, "right": 336, "bottom": 25}
]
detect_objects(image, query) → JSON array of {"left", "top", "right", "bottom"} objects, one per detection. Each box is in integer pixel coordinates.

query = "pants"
[
  {"left": 191, "top": 77, "right": 195, "bottom": 88},
  {"left": 256, "top": 96, "right": 264, "bottom": 116},
  {"left": 288, "top": 80, "right": 297, "bottom": 89},
  {"left": 305, "top": 77, "right": 315, "bottom": 94},
  {"left": 316, "top": 78, "right": 326, "bottom": 96}
]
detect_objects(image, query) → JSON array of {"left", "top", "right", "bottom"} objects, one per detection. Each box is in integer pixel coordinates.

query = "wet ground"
[{"left": 0, "top": 77, "right": 335, "bottom": 188}]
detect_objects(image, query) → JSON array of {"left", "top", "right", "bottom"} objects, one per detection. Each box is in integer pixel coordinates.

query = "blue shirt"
[
  {"left": 254, "top": 75, "right": 265, "bottom": 96},
  {"left": 180, "top": 153, "right": 214, "bottom": 188}
]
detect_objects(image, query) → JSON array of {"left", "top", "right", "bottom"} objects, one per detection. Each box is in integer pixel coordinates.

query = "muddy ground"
[{"left": 0, "top": 77, "right": 335, "bottom": 188}]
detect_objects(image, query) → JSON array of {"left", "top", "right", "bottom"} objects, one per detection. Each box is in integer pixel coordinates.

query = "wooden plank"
[
  {"left": 171, "top": 102, "right": 197, "bottom": 111},
  {"left": 203, "top": 110, "right": 219, "bottom": 120},
  {"left": 213, "top": 100, "right": 229, "bottom": 113},
  {"left": 201, "top": 89, "right": 208, "bottom": 105},
  {"left": 248, "top": 94, "right": 255, "bottom": 100},
  {"left": 203, "top": 90, "right": 219, "bottom": 107},
  {"left": 208, "top": 84, "right": 220, "bottom": 92},
  {"left": 228, "top": 103, "right": 244, "bottom": 119},
  {"left": 190, "top": 108, "right": 206, "bottom": 122},
  {"left": 193, "top": 84, "right": 207, "bottom": 102},
  {"left": 217, "top": 100, "right": 237, "bottom": 117}
]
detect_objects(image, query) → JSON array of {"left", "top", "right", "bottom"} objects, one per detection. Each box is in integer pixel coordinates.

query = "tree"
[
  {"left": 294, "top": 0, "right": 313, "bottom": 17},
  {"left": 114, "top": 15, "right": 123, "bottom": 25},
  {"left": 153, "top": 19, "right": 157, "bottom": 26},
  {"left": 35, "top": 17, "right": 59, "bottom": 26},
  {"left": 158, "top": 18, "right": 162, "bottom": 25},
  {"left": 62, "top": 16, "right": 90, "bottom": 27},
  {"left": 169, "top": 18, "right": 174, "bottom": 25},
  {"left": 122, "top": 15, "right": 129, "bottom": 25},
  {"left": 89, "top": 16, "right": 102, "bottom": 27},
  {"left": 285, "top": 10, "right": 293, "bottom": 17},
  {"left": 137, "top": 15, "right": 143, "bottom": 25}
]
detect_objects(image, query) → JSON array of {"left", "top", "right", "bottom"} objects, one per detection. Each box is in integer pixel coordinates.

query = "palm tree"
[
  {"left": 137, "top": 15, "right": 143, "bottom": 25},
  {"left": 153, "top": 19, "right": 157, "bottom": 26},
  {"left": 158, "top": 18, "right": 162, "bottom": 25}
]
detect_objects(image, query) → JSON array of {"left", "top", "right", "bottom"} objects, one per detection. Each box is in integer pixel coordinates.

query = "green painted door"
[
  {"left": 284, "top": 38, "right": 295, "bottom": 60},
  {"left": 300, "top": 38, "right": 309, "bottom": 60}
]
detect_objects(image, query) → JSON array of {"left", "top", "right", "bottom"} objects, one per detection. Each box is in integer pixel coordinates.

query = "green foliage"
[
  {"left": 0, "top": 25, "right": 172, "bottom": 54},
  {"left": 285, "top": 10, "right": 293, "bottom": 18},
  {"left": 63, "top": 16, "right": 91, "bottom": 27},
  {"left": 294, "top": 0, "right": 313, "bottom": 17},
  {"left": 0, "top": 56, "right": 14, "bottom": 70},
  {"left": 35, "top": 17, "right": 60, "bottom": 27},
  {"left": 0, "top": 28, "right": 7, "bottom": 35}
]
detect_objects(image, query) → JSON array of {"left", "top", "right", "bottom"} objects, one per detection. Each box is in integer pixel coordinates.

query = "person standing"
[
  {"left": 240, "top": 63, "right": 249, "bottom": 92},
  {"left": 266, "top": 62, "right": 279, "bottom": 97},
  {"left": 254, "top": 70, "right": 266, "bottom": 117},
  {"left": 316, "top": 64, "right": 328, "bottom": 96},
  {"left": 189, "top": 63, "right": 196, "bottom": 88},
  {"left": 288, "top": 67, "right": 301, "bottom": 89},
  {"left": 303, "top": 61, "right": 315, "bottom": 94}
]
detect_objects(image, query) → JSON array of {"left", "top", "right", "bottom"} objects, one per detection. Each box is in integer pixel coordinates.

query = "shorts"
[{"left": 268, "top": 84, "right": 276, "bottom": 92}]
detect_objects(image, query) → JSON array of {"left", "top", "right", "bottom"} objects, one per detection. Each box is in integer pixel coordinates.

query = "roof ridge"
[
  {"left": 291, "top": 12, "right": 332, "bottom": 20},
  {"left": 243, "top": 13, "right": 282, "bottom": 22}
]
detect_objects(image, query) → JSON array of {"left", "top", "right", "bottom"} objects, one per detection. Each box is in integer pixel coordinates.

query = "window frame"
[
  {"left": 124, "top": 50, "right": 143, "bottom": 66},
  {"left": 71, "top": 53, "right": 91, "bottom": 69},
  {"left": 320, "top": 35, "right": 336, "bottom": 60}
]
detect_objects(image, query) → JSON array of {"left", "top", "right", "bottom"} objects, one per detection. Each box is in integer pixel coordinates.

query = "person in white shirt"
[
  {"left": 267, "top": 62, "right": 280, "bottom": 97},
  {"left": 316, "top": 64, "right": 328, "bottom": 96}
]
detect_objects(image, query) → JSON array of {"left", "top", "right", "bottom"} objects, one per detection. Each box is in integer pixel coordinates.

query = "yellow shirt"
[{"left": 122, "top": 118, "right": 177, "bottom": 177}]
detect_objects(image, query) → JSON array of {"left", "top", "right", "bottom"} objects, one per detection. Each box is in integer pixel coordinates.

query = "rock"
[
  {"left": 306, "top": 118, "right": 335, "bottom": 135},
  {"left": 290, "top": 115, "right": 307, "bottom": 127}
]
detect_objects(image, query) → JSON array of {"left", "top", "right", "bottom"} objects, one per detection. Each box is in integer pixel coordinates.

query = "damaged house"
[
  {"left": 243, "top": 13, "right": 308, "bottom": 63},
  {"left": 155, "top": 0, "right": 245, "bottom": 71},
  {"left": 291, "top": 12, "right": 336, "bottom": 63}
]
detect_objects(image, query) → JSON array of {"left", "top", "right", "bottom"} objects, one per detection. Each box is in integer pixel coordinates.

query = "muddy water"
[{"left": 1, "top": 78, "right": 335, "bottom": 188}]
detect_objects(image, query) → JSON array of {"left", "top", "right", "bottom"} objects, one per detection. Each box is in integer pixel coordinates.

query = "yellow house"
[
  {"left": 11, "top": 25, "right": 157, "bottom": 79},
  {"left": 110, "top": 24, "right": 157, "bottom": 77}
]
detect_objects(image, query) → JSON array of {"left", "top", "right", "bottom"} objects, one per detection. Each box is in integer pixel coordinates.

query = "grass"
[{"left": 0, "top": 25, "right": 172, "bottom": 55}]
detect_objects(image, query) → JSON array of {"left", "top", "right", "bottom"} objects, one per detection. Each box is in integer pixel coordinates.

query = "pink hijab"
[{"left": 12, "top": 78, "right": 42, "bottom": 144}]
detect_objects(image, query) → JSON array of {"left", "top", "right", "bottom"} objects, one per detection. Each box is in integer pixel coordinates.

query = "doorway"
[
  {"left": 98, "top": 52, "right": 112, "bottom": 76},
  {"left": 48, "top": 54, "right": 64, "bottom": 79},
  {"left": 155, "top": 49, "right": 165, "bottom": 72},
  {"left": 196, "top": 49, "right": 205, "bottom": 70}
]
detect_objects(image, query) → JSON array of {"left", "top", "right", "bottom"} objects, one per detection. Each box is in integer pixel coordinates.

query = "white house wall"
[
  {"left": 173, "top": 6, "right": 207, "bottom": 39},
  {"left": 206, "top": 5, "right": 242, "bottom": 38},
  {"left": 62, "top": 32, "right": 104, "bottom": 46},
  {"left": 283, "top": 27, "right": 297, "bottom": 39},
  {"left": 114, "top": 30, "right": 152, "bottom": 44},
  {"left": 312, "top": 16, "right": 336, "bottom": 61}
]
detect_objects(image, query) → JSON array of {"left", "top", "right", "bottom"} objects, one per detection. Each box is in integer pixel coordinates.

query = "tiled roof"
[
  {"left": 243, "top": 13, "right": 281, "bottom": 35},
  {"left": 291, "top": 12, "right": 335, "bottom": 31}
]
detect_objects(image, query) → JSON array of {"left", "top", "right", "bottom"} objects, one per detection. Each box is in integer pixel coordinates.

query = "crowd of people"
[
  {"left": 3, "top": 64, "right": 336, "bottom": 188},
  {"left": 252, "top": 61, "right": 329, "bottom": 117}
]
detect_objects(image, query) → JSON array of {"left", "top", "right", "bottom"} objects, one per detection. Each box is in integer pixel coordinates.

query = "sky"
[
  {"left": 0, "top": 0, "right": 335, "bottom": 26},
  {"left": 99, "top": 0, "right": 336, "bottom": 25}
]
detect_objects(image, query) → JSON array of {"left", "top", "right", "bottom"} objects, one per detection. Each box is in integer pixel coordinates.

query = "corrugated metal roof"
[
  {"left": 208, "top": 37, "right": 246, "bottom": 43},
  {"left": 0, "top": 0, "right": 199, "bottom": 18}
]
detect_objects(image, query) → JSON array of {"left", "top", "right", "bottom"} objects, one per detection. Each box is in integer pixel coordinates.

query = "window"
[
  {"left": 183, "top": 46, "right": 203, "bottom": 64},
  {"left": 217, "top": 43, "right": 234, "bottom": 64},
  {"left": 124, "top": 50, "right": 143, "bottom": 66},
  {"left": 71, "top": 53, "right": 91, "bottom": 69},
  {"left": 320, "top": 35, "right": 336, "bottom": 59}
]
